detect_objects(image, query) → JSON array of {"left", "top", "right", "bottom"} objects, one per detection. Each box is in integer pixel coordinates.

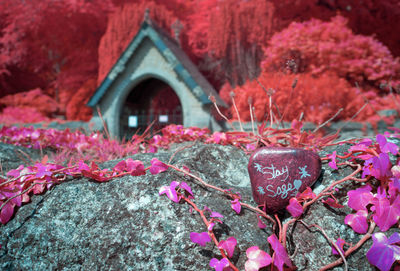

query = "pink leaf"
[
  {"left": 0, "top": 201, "right": 14, "bottom": 224},
  {"left": 32, "top": 183, "right": 45, "bottom": 194},
  {"left": 376, "top": 134, "right": 399, "bottom": 155},
  {"left": 218, "top": 237, "right": 237, "bottom": 258},
  {"left": 347, "top": 185, "right": 373, "bottom": 211},
  {"left": 179, "top": 182, "right": 193, "bottom": 197},
  {"left": 245, "top": 246, "right": 272, "bottom": 271},
  {"left": 295, "top": 187, "right": 316, "bottom": 201},
  {"left": 209, "top": 258, "right": 230, "bottom": 271},
  {"left": 367, "top": 232, "right": 400, "bottom": 271},
  {"left": 327, "top": 151, "right": 338, "bottom": 169},
  {"left": 113, "top": 160, "right": 127, "bottom": 172},
  {"left": 344, "top": 210, "right": 368, "bottom": 234},
  {"left": 159, "top": 181, "right": 180, "bottom": 203},
  {"left": 286, "top": 198, "right": 303, "bottom": 217},
  {"left": 257, "top": 216, "right": 266, "bottom": 229},
  {"left": 77, "top": 160, "right": 90, "bottom": 171},
  {"left": 267, "top": 234, "right": 293, "bottom": 271},
  {"left": 231, "top": 199, "right": 241, "bottom": 214},
  {"left": 126, "top": 159, "right": 146, "bottom": 176},
  {"left": 322, "top": 197, "right": 344, "bottom": 208},
  {"left": 211, "top": 211, "right": 224, "bottom": 218},
  {"left": 190, "top": 231, "right": 211, "bottom": 247},
  {"left": 149, "top": 158, "right": 168, "bottom": 175},
  {"left": 372, "top": 195, "right": 400, "bottom": 232},
  {"left": 332, "top": 238, "right": 346, "bottom": 256}
]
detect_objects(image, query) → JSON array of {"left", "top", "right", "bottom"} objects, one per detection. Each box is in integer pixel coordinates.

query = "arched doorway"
[{"left": 120, "top": 78, "right": 182, "bottom": 138}]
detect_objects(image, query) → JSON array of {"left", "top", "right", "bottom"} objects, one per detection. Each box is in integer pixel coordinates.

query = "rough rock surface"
[
  {"left": 0, "top": 138, "right": 398, "bottom": 270},
  {"left": 0, "top": 143, "right": 273, "bottom": 270},
  {"left": 0, "top": 143, "right": 52, "bottom": 173}
]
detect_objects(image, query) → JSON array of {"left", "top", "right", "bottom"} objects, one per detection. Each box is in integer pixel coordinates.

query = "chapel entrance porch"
[{"left": 120, "top": 78, "right": 182, "bottom": 139}]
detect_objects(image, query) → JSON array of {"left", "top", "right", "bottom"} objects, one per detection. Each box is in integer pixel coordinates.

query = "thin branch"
[
  {"left": 231, "top": 92, "right": 244, "bottom": 132},
  {"left": 299, "top": 220, "right": 348, "bottom": 271},
  {"left": 313, "top": 108, "right": 343, "bottom": 133},
  {"left": 319, "top": 222, "right": 376, "bottom": 271},
  {"left": 209, "top": 95, "right": 236, "bottom": 131}
]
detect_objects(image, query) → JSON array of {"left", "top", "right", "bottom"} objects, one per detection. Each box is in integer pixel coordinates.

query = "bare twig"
[
  {"left": 299, "top": 220, "right": 348, "bottom": 271},
  {"left": 313, "top": 108, "right": 343, "bottom": 133},
  {"left": 320, "top": 222, "right": 376, "bottom": 271},
  {"left": 96, "top": 106, "right": 111, "bottom": 140},
  {"left": 167, "top": 163, "right": 276, "bottom": 227},
  {"left": 168, "top": 142, "right": 196, "bottom": 164},
  {"left": 335, "top": 102, "right": 368, "bottom": 134},
  {"left": 209, "top": 95, "right": 236, "bottom": 131},
  {"left": 248, "top": 98, "right": 256, "bottom": 135},
  {"left": 230, "top": 92, "right": 244, "bottom": 131}
]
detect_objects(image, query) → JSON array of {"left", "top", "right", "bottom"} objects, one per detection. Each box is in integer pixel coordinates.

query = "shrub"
[
  {"left": 262, "top": 15, "right": 400, "bottom": 92},
  {"left": 0, "top": 88, "right": 58, "bottom": 116},
  {"left": 222, "top": 71, "right": 399, "bottom": 126}
]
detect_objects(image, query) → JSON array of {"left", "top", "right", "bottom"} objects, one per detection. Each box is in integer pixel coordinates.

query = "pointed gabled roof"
[{"left": 88, "top": 20, "right": 226, "bottom": 107}]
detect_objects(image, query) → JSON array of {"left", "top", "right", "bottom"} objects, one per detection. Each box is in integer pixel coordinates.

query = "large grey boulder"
[
  {"left": 0, "top": 143, "right": 272, "bottom": 270},
  {"left": 0, "top": 140, "right": 393, "bottom": 270}
]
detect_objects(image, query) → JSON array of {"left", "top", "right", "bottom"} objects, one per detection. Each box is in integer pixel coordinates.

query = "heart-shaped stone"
[{"left": 248, "top": 147, "right": 321, "bottom": 213}]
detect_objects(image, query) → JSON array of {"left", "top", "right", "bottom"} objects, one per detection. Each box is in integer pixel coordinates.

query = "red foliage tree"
[
  {"left": 262, "top": 15, "right": 400, "bottom": 92},
  {"left": 270, "top": 0, "right": 400, "bottom": 57},
  {"left": 0, "top": 88, "right": 58, "bottom": 117},
  {"left": 97, "top": 1, "right": 186, "bottom": 85},
  {"left": 187, "top": 0, "right": 276, "bottom": 87},
  {"left": 66, "top": 79, "right": 97, "bottom": 121},
  {"left": 0, "top": 0, "right": 112, "bottom": 102},
  {"left": 222, "top": 71, "right": 399, "bottom": 126}
]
